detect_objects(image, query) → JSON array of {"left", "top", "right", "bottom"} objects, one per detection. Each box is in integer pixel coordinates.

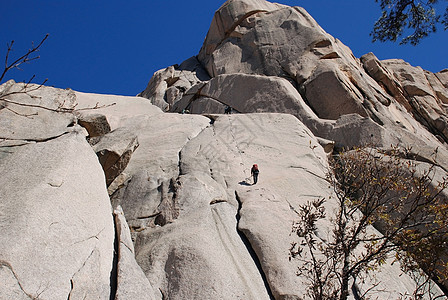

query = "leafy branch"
[
  {"left": 291, "top": 146, "right": 448, "bottom": 299},
  {"left": 372, "top": 0, "right": 447, "bottom": 45}
]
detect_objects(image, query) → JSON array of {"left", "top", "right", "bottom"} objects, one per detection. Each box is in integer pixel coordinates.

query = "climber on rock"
[
  {"left": 224, "top": 105, "right": 232, "bottom": 114},
  {"left": 251, "top": 164, "right": 259, "bottom": 185}
]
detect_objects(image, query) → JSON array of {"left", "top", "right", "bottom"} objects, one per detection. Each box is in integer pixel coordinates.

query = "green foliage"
[
  {"left": 372, "top": 0, "right": 448, "bottom": 45},
  {"left": 291, "top": 146, "right": 448, "bottom": 299}
]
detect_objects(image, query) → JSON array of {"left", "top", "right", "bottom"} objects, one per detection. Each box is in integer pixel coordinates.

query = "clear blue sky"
[{"left": 1, "top": 0, "right": 447, "bottom": 96}]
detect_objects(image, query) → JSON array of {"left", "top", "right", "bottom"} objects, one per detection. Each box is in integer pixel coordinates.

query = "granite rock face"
[
  {"left": 2, "top": 0, "right": 448, "bottom": 299},
  {"left": 0, "top": 111, "right": 115, "bottom": 299},
  {"left": 113, "top": 206, "right": 158, "bottom": 300},
  {"left": 143, "top": 0, "right": 448, "bottom": 167},
  {"left": 0, "top": 83, "right": 160, "bottom": 300},
  {"left": 437, "top": 69, "right": 448, "bottom": 88},
  {"left": 2, "top": 81, "right": 443, "bottom": 299},
  {"left": 368, "top": 56, "right": 448, "bottom": 143},
  {"left": 138, "top": 57, "right": 210, "bottom": 112},
  {"left": 195, "top": 0, "right": 393, "bottom": 120},
  {"left": 92, "top": 128, "right": 139, "bottom": 186}
]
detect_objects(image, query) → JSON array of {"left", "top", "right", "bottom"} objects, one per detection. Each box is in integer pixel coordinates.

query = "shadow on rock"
[{"left": 238, "top": 180, "right": 252, "bottom": 186}]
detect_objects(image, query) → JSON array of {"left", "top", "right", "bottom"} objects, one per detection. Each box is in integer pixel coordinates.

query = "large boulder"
[
  {"left": 436, "top": 69, "right": 448, "bottom": 88},
  {"left": 198, "top": 0, "right": 286, "bottom": 62},
  {"left": 0, "top": 129, "right": 115, "bottom": 300},
  {"left": 113, "top": 206, "right": 159, "bottom": 300},
  {"left": 196, "top": 0, "right": 394, "bottom": 121},
  {"left": 0, "top": 80, "right": 77, "bottom": 141},
  {"left": 92, "top": 128, "right": 139, "bottom": 186},
  {"left": 172, "top": 73, "right": 317, "bottom": 119},
  {"left": 140, "top": 0, "right": 448, "bottom": 166},
  {"left": 77, "top": 113, "right": 111, "bottom": 138},
  {"left": 138, "top": 57, "right": 210, "bottom": 111},
  {"left": 128, "top": 113, "right": 436, "bottom": 299},
  {"left": 0, "top": 82, "right": 166, "bottom": 299},
  {"left": 378, "top": 59, "right": 448, "bottom": 143}
]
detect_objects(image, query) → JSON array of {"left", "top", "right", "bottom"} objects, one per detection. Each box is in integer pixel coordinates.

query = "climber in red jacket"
[{"left": 251, "top": 164, "right": 259, "bottom": 185}]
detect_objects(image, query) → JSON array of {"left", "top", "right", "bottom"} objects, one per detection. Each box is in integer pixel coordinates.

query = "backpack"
[{"left": 252, "top": 164, "right": 259, "bottom": 174}]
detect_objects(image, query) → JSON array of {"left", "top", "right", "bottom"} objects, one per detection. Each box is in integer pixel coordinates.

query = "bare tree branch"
[
  {"left": 0, "top": 36, "right": 116, "bottom": 117},
  {"left": 0, "top": 34, "right": 49, "bottom": 84}
]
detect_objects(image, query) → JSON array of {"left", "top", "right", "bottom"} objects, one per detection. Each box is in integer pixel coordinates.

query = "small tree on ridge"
[{"left": 290, "top": 146, "right": 448, "bottom": 299}]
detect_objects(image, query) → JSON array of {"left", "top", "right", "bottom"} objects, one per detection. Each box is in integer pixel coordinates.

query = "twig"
[
  {"left": 0, "top": 34, "right": 49, "bottom": 83},
  {"left": 4, "top": 106, "right": 38, "bottom": 118},
  {"left": 0, "top": 97, "right": 115, "bottom": 114}
]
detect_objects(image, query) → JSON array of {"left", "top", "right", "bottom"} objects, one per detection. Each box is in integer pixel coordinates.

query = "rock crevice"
[{"left": 234, "top": 191, "right": 275, "bottom": 299}]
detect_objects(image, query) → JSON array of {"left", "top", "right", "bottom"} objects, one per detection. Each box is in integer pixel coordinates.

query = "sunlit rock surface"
[{"left": 1, "top": 0, "right": 448, "bottom": 298}]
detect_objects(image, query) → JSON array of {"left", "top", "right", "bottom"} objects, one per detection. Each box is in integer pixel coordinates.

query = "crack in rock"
[
  {"left": 72, "top": 228, "right": 105, "bottom": 245},
  {"left": 234, "top": 191, "right": 275, "bottom": 299},
  {"left": 287, "top": 165, "right": 327, "bottom": 180},
  {"left": 0, "top": 260, "right": 35, "bottom": 299},
  {"left": 0, "top": 131, "right": 70, "bottom": 146}
]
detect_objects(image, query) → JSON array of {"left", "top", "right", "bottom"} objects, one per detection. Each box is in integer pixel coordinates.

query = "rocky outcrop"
[
  {"left": 0, "top": 81, "right": 77, "bottom": 141},
  {"left": 92, "top": 128, "right": 139, "bottom": 186},
  {"left": 437, "top": 69, "right": 448, "bottom": 88},
  {"left": 374, "top": 58, "right": 448, "bottom": 143},
  {"left": 172, "top": 73, "right": 317, "bottom": 118},
  {"left": 2, "top": 0, "right": 448, "bottom": 298},
  {"left": 135, "top": 0, "right": 448, "bottom": 297},
  {"left": 138, "top": 57, "right": 210, "bottom": 111},
  {"left": 0, "top": 127, "right": 115, "bottom": 300},
  {"left": 142, "top": 0, "right": 447, "bottom": 168},
  {"left": 113, "top": 206, "right": 158, "bottom": 300},
  {"left": 77, "top": 113, "right": 111, "bottom": 138},
  {"left": 0, "top": 83, "right": 161, "bottom": 299},
  {"left": 3, "top": 78, "right": 443, "bottom": 298},
  {"left": 195, "top": 0, "right": 394, "bottom": 118}
]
